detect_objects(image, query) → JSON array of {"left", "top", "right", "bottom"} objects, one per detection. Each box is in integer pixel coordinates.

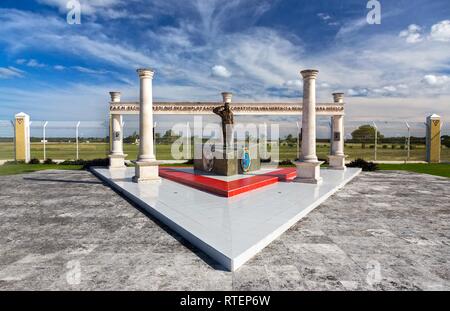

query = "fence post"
[
  {"left": 76, "top": 121, "right": 80, "bottom": 160},
  {"left": 405, "top": 121, "right": 410, "bottom": 163},
  {"left": 10, "top": 120, "right": 16, "bottom": 162},
  {"left": 43, "top": 121, "right": 48, "bottom": 161},
  {"left": 372, "top": 121, "right": 378, "bottom": 161}
]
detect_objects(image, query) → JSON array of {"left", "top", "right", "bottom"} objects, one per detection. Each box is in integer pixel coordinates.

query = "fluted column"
[
  {"left": 328, "top": 92, "right": 346, "bottom": 170},
  {"left": 133, "top": 68, "right": 160, "bottom": 182},
  {"left": 137, "top": 69, "right": 156, "bottom": 161},
  {"left": 294, "top": 69, "right": 323, "bottom": 184},
  {"left": 300, "top": 70, "right": 319, "bottom": 162},
  {"left": 108, "top": 92, "right": 126, "bottom": 168}
]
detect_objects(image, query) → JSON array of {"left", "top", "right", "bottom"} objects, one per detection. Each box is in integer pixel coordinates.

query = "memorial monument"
[
  {"left": 193, "top": 92, "right": 261, "bottom": 176},
  {"left": 90, "top": 67, "right": 365, "bottom": 271}
]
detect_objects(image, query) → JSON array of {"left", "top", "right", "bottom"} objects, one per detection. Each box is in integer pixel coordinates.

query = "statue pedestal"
[{"left": 194, "top": 143, "right": 261, "bottom": 176}]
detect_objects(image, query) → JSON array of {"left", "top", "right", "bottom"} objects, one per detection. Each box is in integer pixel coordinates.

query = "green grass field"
[
  {"left": 1, "top": 142, "right": 449, "bottom": 162},
  {"left": 378, "top": 163, "right": 450, "bottom": 178},
  {"left": 0, "top": 163, "right": 84, "bottom": 176}
]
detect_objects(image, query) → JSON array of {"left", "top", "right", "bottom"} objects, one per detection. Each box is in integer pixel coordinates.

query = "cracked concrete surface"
[{"left": 0, "top": 169, "right": 448, "bottom": 290}]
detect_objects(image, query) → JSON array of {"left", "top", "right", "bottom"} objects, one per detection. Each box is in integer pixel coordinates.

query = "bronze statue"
[{"left": 213, "top": 97, "right": 234, "bottom": 148}]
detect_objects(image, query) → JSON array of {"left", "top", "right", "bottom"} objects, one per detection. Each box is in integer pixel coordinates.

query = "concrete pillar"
[
  {"left": 108, "top": 92, "right": 127, "bottom": 168},
  {"left": 14, "top": 112, "right": 31, "bottom": 163},
  {"left": 294, "top": 69, "right": 323, "bottom": 184},
  {"left": 133, "top": 68, "right": 160, "bottom": 183},
  {"left": 426, "top": 114, "right": 441, "bottom": 163},
  {"left": 328, "top": 93, "right": 346, "bottom": 170}
]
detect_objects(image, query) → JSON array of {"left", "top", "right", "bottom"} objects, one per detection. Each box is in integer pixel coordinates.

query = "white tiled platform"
[{"left": 91, "top": 167, "right": 361, "bottom": 271}]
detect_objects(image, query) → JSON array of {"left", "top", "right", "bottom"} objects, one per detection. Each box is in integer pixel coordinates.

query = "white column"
[
  {"left": 328, "top": 92, "right": 346, "bottom": 170},
  {"left": 294, "top": 69, "right": 323, "bottom": 184},
  {"left": 138, "top": 69, "right": 156, "bottom": 161},
  {"left": 108, "top": 92, "right": 127, "bottom": 168},
  {"left": 300, "top": 70, "right": 319, "bottom": 162},
  {"left": 133, "top": 68, "right": 160, "bottom": 182},
  {"left": 331, "top": 115, "right": 344, "bottom": 156}
]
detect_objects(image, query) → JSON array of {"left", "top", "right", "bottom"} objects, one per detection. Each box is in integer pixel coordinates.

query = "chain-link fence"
[
  {"left": 0, "top": 120, "right": 14, "bottom": 161},
  {"left": 0, "top": 117, "right": 449, "bottom": 163}
]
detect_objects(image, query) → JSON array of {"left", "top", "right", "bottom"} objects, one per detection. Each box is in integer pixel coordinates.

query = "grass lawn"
[
  {"left": 3, "top": 142, "right": 449, "bottom": 162},
  {"left": 0, "top": 164, "right": 84, "bottom": 176},
  {"left": 378, "top": 163, "right": 450, "bottom": 178}
]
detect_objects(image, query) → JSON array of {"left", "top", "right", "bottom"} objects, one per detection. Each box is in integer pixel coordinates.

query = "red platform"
[{"left": 159, "top": 167, "right": 297, "bottom": 197}]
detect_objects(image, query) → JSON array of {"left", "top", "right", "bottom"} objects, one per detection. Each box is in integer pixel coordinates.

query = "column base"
[
  {"left": 109, "top": 153, "right": 127, "bottom": 169},
  {"left": 293, "top": 161, "right": 324, "bottom": 184},
  {"left": 132, "top": 160, "right": 161, "bottom": 183},
  {"left": 328, "top": 155, "right": 347, "bottom": 170}
]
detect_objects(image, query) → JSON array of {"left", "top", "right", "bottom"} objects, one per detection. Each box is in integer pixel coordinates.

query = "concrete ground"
[{"left": 0, "top": 169, "right": 448, "bottom": 290}]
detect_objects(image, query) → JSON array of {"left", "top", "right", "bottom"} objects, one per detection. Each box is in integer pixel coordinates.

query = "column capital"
[
  {"left": 300, "top": 69, "right": 319, "bottom": 79},
  {"left": 109, "top": 91, "right": 121, "bottom": 102},
  {"left": 137, "top": 68, "right": 155, "bottom": 79},
  {"left": 221, "top": 92, "right": 233, "bottom": 103},
  {"left": 332, "top": 92, "right": 344, "bottom": 104}
]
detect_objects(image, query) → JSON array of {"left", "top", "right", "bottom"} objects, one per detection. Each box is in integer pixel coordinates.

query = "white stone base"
[
  {"left": 132, "top": 160, "right": 161, "bottom": 183},
  {"left": 109, "top": 153, "right": 127, "bottom": 169},
  {"left": 328, "top": 155, "right": 347, "bottom": 170},
  {"left": 90, "top": 166, "right": 362, "bottom": 271},
  {"left": 293, "top": 161, "right": 324, "bottom": 184}
]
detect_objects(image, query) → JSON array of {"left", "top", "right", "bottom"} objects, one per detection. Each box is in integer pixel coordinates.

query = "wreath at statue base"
[{"left": 194, "top": 143, "right": 261, "bottom": 176}]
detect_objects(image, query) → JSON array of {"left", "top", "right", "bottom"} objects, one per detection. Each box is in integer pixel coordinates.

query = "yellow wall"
[
  {"left": 15, "top": 117, "right": 26, "bottom": 161},
  {"left": 428, "top": 118, "right": 441, "bottom": 163}
]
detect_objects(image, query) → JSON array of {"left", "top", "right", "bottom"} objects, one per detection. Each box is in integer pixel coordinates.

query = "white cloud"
[
  {"left": 16, "top": 58, "right": 46, "bottom": 67},
  {"left": 317, "top": 13, "right": 331, "bottom": 21},
  {"left": 211, "top": 65, "right": 231, "bottom": 78},
  {"left": 430, "top": 20, "right": 450, "bottom": 42},
  {"left": 317, "top": 12, "right": 339, "bottom": 27},
  {"left": 72, "top": 66, "right": 107, "bottom": 74},
  {"left": 336, "top": 18, "right": 368, "bottom": 37},
  {"left": 399, "top": 24, "right": 423, "bottom": 43},
  {"left": 54, "top": 65, "right": 65, "bottom": 70},
  {"left": 347, "top": 88, "right": 369, "bottom": 97},
  {"left": 422, "top": 74, "right": 450, "bottom": 86},
  {"left": 0, "top": 66, "right": 24, "bottom": 79},
  {"left": 284, "top": 80, "right": 302, "bottom": 88},
  {"left": 37, "top": 0, "right": 123, "bottom": 15},
  {"left": 26, "top": 59, "right": 46, "bottom": 68}
]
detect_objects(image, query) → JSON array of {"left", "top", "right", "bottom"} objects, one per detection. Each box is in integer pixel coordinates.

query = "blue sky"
[{"left": 0, "top": 0, "right": 450, "bottom": 127}]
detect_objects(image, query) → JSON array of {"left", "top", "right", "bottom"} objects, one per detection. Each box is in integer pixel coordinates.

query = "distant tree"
[
  {"left": 351, "top": 125, "right": 384, "bottom": 148},
  {"left": 283, "top": 134, "right": 296, "bottom": 144},
  {"left": 124, "top": 131, "right": 139, "bottom": 143}
]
